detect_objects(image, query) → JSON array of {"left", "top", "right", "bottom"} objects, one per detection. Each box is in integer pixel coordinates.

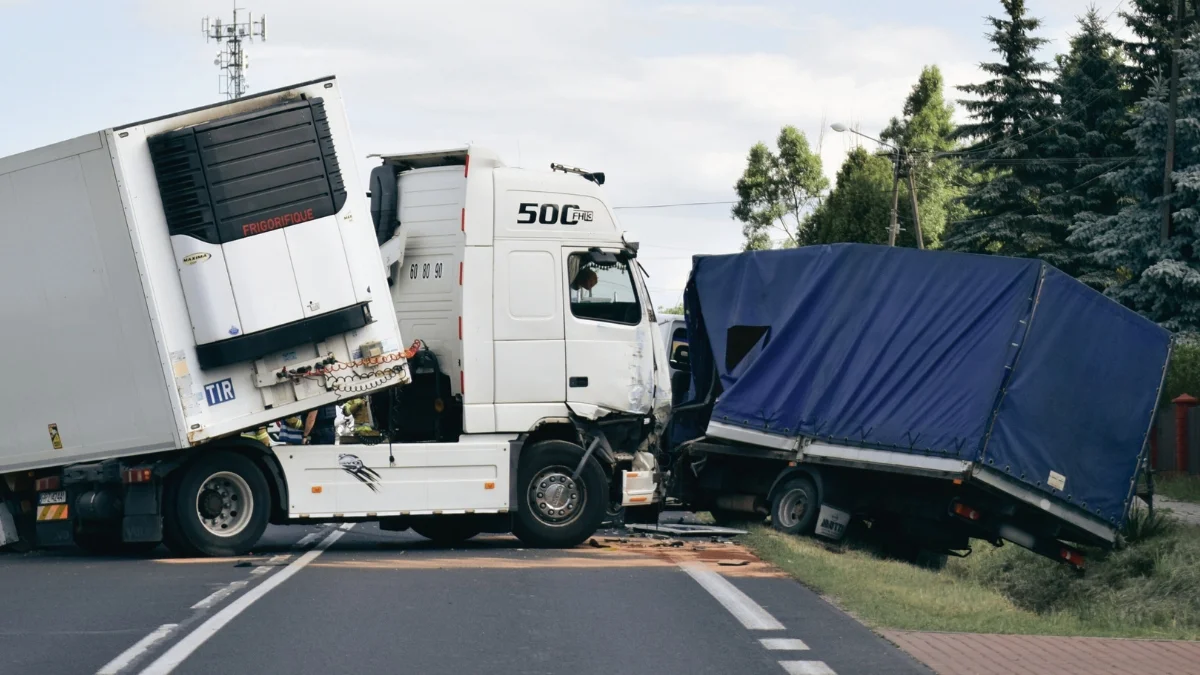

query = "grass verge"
[
  {"left": 1155, "top": 472, "right": 1200, "bottom": 503},
  {"left": 743, "top": 511, "right": 1200, "bottom": 640}
]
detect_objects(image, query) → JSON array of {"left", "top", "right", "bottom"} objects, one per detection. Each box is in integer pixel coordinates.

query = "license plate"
[{"left": 38, "top": 490, "right": 67, "bottom": 505}]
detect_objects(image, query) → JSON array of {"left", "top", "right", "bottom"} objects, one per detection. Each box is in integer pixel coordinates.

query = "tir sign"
[{"left": 204, "top": 378, "right": 236, "bottom": 406}]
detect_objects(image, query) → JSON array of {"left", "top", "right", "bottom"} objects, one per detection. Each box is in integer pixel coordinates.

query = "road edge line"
[{"left": 136, "top": 526, "right": 351, "bottom": 675}]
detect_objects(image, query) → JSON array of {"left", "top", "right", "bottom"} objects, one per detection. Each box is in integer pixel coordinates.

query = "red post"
[{"left": 1173, "top": 394, "right": 1198, "bottom": 473}]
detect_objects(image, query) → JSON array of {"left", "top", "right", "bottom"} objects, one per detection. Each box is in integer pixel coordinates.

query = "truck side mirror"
[{"left": 369, "top": 163, "right": 400, "bottom": 245}]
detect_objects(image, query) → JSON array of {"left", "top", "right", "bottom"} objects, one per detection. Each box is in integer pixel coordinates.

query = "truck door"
[{"left": 562, "top": 248, "right": 654, "bottom": 415}]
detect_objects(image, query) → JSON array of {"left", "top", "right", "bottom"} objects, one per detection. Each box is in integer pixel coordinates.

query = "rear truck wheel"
[
  {"left": 771, "top": 477, "right": 819, "bottom": 535},
  {"left": 410, "top": 517, "right": 482, "bottom": 546},
  {"left": 513, "top": 440, "right": 606, "bottom": 548},
  {"left": 163, "top": 451, "right": 270, "bottom": 557}
]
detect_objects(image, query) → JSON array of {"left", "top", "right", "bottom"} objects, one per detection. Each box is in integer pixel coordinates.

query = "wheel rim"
[
  {"left": 195, "top": 471, "right": 253, "bottom": 538},
  {"left": 528, "top": 465, "right": 585, "bottom": 527},
  {"left": 776, "top": 488, "right": 809, "bottom": 529}
]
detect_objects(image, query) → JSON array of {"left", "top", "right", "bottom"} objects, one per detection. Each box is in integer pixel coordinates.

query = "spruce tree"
[
  {"left": 1121, "top": 0, "right": 1196, "bottom": 103},
  {"left": 1071, "top": 36, "right": 1200, "bottom": 332},
  {"left": 1042, "top": 8, "right": 1131, "bottom": 282},
  {"left": 944, "top": 0, "right": 1058, "bottom": 259}
]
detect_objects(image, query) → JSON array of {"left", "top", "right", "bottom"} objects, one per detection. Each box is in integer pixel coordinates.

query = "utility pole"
[
  {"left": 1162, "top": 0, "right": 1183, "bottom": 243},
  {"left": 906, "top": 156, "right": 925, "bottom": 250},
  {"left": 888, "top": 152, "right": 901, "bottom": 247},
  {"left": 202, "top": 3, "right": 267, "bottom": 100}
]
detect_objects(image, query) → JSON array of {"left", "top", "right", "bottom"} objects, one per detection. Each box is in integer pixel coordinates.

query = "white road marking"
[
  {"left": 294, "top": 531, "right": 321, "bottom": 548},
  {"left": 680, "top": 562, "right": 784, "bottom": 630},
  {"left": 267, "top": 554, "right": 292, "bottom": 565},
  {"left": 761, "top": 638, "right": 810, "bottom": 651},
  {"left": 339, "top": 522, "right": 354, "bottom": 530},
  {"left": 137, "top": 525, "right": 351, "bottom": 675},
  {"left": 779, "top": 661, "right": 836, "bottom": 675},
  {"left": 95, "top": 624, "right": 177, "bottom": 675},
  {"left": 249, "top": 565, "right": 271, "bottom": 576},
  {"left": 189, "top": 581, "right": 248, "bottom": 610}
]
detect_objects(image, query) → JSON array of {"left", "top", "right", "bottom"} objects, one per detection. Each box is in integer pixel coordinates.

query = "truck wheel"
[
  {"left": 410, "top": 517, "right": 481, "bottom": 546},
  {"left": 513, "top": 440, "right": 606, "bottom": 548},
  {"left": 164, "top": 451, "right": 270, "bottom": 557},
  {"left": 771, "top": 477, "right": 818, "bottom": 535}
]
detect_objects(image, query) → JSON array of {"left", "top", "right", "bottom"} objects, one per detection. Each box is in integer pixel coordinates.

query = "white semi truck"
[{"left": 0, "top": 76, "right": 665, "bottom": 557}]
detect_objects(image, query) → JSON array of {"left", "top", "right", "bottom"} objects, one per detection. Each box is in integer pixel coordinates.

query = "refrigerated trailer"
[
  {"left": 0, "top": 83, "right": 666, "bottom": 556},
  {"left": 666, "top": 245, "right": 1171, "bottom": 567}
]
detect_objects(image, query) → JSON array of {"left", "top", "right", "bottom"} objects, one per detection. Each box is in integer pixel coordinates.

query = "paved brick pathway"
[{"left": 882, "top": 630, "right": 1200, "bottom": 675}]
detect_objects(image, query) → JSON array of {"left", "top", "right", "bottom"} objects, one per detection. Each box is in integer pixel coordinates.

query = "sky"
[{"left": 0, "top": 0, "right": 1130, "bottom": 308}]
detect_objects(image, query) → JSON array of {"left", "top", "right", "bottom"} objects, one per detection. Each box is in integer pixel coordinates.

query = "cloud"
[{"left": 118, "top": 1, "right": 990, "bottom": 298}]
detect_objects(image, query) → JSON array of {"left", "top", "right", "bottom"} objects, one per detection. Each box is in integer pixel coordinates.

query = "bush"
[{"left": 1162, "top": 334, "right": 1200, "bottom": 404}]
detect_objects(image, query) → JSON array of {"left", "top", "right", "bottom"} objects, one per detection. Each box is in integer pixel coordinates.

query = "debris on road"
[{"left": 626, "top": 524, "right": 748, "bottom": 537}]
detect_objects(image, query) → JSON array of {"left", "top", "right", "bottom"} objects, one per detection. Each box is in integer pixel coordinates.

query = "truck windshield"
[{"left": 568, "top": 253, "right": 641, "bottom": 325}]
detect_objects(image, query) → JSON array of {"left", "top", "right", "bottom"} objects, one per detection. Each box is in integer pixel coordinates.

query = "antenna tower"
[{"left": 201, "top": 4, "right": 267, "bottom": 99}]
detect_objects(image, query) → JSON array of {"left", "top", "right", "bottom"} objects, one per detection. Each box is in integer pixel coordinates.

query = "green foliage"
[
  {"left": 1071, "top": 36, "right": 1200, "bottom": 332},
  {"left": 1121, "top": 0, "right": 1199, "bottom": 103},
  {"left": 808, "top": 147, "right": 895, "bottom": 245},
  {"left": 1045, "top": 9, "right": 1132, "bottom": 283},
  {"left": 882, "top": 65, "right": 969, "bottom": 248},
  {"left": 733, "top": 126, "right": 829, "bottom": 250},
  {"left": 657, "top": 303, "right": 684, "bottom": 316},
  {"left": 1162, "top": 336, "right": 1200, "bottom": 403},
  {"left": 746, "top": 524, "right": 1200, "bottom": 639},
  {"left": 1154, "top": 472, "right": 1200, "bottom": 502},
  {"left": 945, "top": 0, "right": 1059, "bottom": 260}
]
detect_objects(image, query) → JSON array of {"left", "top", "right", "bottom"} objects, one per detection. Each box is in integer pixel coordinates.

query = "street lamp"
[{"left": 830, "top": 123, "right": 922, "bottom": 248}]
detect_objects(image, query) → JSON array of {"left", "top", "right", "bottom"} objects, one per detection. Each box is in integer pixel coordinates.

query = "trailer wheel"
[
  {"left": 771, "top": 477, "right": 818, "bottom": 535},
  {"left": 410, "top": 517, "right": 481, "bottom": 546},
  {"left": 513, "top": 440, "right": 606, "bottom": 548},
  {"left": 164, "top": 451, "right": 270, "bottom": 557}
]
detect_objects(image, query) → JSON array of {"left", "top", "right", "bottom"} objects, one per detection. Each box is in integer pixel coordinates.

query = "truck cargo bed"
[{"left": 681, "top": 244, "right": 1170, "bottom": 533}]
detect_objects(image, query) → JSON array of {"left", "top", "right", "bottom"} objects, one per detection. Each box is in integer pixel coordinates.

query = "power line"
[{"left": 613, "top": 201, "right": 736, "bottom": 210}]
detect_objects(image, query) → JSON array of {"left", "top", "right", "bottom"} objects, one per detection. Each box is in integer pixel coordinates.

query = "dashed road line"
[
  {"left": 189, "top": 581, "right": 249, "bottom": 610},
  {"left": 136, "top": 525, "right": 351, "bottom": 675},
  {"left": 680, "top": 562, "right": 784, "bottom": 630},
  {"left": 761, "top": 638, "right": 809, "bottom": 651},
  {"left": 779, "top": 661, "right": 836, "bottom": 675},
  {"left": 95, "top": 624, "right": 177, "bottom": 675},
  {"left": 294, "top": 531, "right": 321, "bottom": 547}
]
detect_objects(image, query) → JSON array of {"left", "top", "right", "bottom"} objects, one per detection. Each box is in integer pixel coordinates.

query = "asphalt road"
[{"left": 0, "top": 523, "right": 927, "bottom": 675}]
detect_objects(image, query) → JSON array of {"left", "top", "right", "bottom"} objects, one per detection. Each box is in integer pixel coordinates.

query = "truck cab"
[{"left": 364, "top": 146, "right": 669, "bottom": 531}]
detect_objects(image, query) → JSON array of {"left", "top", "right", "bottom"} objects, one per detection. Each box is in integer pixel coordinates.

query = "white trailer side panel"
[{"left": 0, "top": 133, "right": 180, "bottom": 472}]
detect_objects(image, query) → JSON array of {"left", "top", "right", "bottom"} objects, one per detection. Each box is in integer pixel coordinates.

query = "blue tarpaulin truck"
[{"left": 664, "top": 244, "right": 1171, "bottom": 568}]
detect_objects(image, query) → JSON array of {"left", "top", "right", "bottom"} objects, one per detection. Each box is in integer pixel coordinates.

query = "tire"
[
  {"left": 512, "top": 440, "right": 607, "bottom": 548},
  {"left": 771, "top": 477, "right": 819, "bottom": 535},
  {"left": 163, "top": 451, "right": 270, "bottom": 557},
  {"left": 410, "top": 517, "right": 481, "bottom": 546}
]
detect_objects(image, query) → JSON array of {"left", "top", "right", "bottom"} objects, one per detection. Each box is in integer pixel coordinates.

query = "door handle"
[{"left": 569, "top": 377, "right": 589, "bottom": 388}]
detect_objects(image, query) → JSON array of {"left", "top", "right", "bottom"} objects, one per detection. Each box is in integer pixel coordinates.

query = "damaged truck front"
[{"left": 663, "top": 244, "right": 1170, "bottom": 568}]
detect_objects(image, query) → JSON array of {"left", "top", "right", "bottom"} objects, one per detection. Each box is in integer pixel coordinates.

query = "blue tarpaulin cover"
[{"left": 683, "top": 244, "right": 1170, "bottom": 527}]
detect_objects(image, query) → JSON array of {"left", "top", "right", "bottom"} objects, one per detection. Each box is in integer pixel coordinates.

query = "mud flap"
[
  {"left": 816, "top": 503, "right": 851, "bottom": 541},
  {"left": 0, "top": 502, "right": 18, "bottom": 547}
]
